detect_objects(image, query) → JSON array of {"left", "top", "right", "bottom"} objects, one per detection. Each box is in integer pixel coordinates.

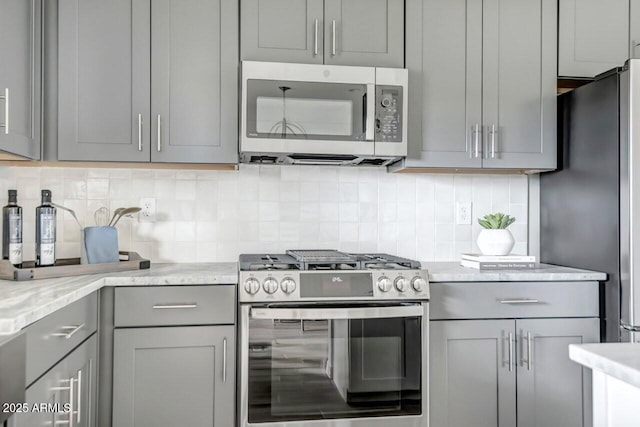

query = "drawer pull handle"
[
  {"left": 499, "top": 299, "right": 540, "bottom": 304},
  {"left": 222, "top": 337, "right": 228, "bottom": 383},
  {"left": 152, "top": 303, "right": 198, "bottom": 310},
  {"left": 52, "top": 324, "right": 85, "bottom": 340}
]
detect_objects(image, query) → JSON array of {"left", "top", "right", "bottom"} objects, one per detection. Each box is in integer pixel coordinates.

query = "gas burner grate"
[
  {"left": 239, "top": 254, "right": 300, "bottom": 272},
  {"left": 286, "top": 250, "right": 359, "bottom": 271},
  {"left": 357, "top": 253, "right": 422, "bottom": 270}
]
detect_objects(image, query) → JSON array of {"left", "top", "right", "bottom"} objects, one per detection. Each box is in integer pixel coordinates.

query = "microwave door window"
[{"left": 246, "top": 80, "right": 367, "bottom": 141}]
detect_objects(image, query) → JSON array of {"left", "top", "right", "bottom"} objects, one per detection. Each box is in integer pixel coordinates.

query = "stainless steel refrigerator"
[{"left": 540, "top": 59, "right": 640, "bottom": 343}]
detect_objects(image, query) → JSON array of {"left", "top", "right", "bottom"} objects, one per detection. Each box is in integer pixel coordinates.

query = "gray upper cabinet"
[
  {"left": 54, "top": 0, "right": 237, "bottom": 164},
  {"left": 112, "top": 325, "right": 235, "bottom": 427},
  {"left": 241, "top": 0, "right": 324, "bottom": 64},
  {"left": 403, "top": 0, "right": 557, "bottom": 170},
  {"left": 516, "top": 318, "right": 598, "bottom": 427},
  {"left": 0, "top": 0, "right": 41, "bottom": 159},
  {"left": 559, "top": 0, "right": 629, "bottom": 78},
  {"left": 430, "top": 319, "right": 516, "bottom": 427},
  {"left": 151, "top": 0, "right": 238, "bottom": 163},
  {"left": 57, "top": 0, "right": 150, "bottom": 162},
  {"left": 323, "top": 0, "right": 403, "bottom": 67},
  {"left": 240, "top": 0, "right": 403, "bottom": 67}
]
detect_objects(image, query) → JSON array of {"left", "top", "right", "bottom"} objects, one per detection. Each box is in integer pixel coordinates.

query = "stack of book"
[{"left": 460, "top": 253, "right": 536, "bottom": 270}]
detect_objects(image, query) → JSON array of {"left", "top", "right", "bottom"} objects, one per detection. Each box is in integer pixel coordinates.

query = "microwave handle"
[
  {"left": 251, "top": 304, "right": 423, "bottom": 321},
  {"left": 365, "top": 83, "right": 375, "bottom": 141}
]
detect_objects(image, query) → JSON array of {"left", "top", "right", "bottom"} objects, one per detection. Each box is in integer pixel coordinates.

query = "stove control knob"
[
  {"left": 244, "top": 278, "right": 261, "bottom": 295},
  {"left": 280, "top": 277, "right": 297, "bottom": 294},
  {"left": 263, "top": 277, "right": 279, "bottom": 294},
  {"left": 394, "top": 277, "right": 408, "bottom": 292},
  {"left": 377, "top": 276, "right": 392, "bottom": 292},
  {"left": 411, "top": 277, "right": 427, "bottom": 292}
]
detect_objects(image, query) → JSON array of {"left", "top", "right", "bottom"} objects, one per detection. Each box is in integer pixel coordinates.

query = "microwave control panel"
[{"left": 375, "top": 85, "right": 403, "bottom": 143}]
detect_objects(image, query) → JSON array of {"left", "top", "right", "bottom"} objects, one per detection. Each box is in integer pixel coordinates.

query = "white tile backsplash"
[{"left": 0, "top": 165, "right": 529, "bottom": 262}]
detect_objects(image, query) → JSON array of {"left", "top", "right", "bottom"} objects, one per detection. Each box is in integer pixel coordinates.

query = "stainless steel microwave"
[{"left": 240, "top": 61, "right": 408, "bottom": 166}]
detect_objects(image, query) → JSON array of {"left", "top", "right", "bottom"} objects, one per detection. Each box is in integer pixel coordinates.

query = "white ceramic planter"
[{"left": 477, "top": 229, "right": 515, "bottom": 256}]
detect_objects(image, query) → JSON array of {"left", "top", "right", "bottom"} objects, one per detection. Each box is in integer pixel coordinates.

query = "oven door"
[
  {"left": 239, "top": 303, "right": 428, "bottom": 427},
  {"left": 241, "top": 61, "right": 376, "bottom": 157}
]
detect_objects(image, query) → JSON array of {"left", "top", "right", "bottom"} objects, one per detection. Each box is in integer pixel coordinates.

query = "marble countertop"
[
  {"left": 570, "top": 343, "right": 640, "bottom": 389},
  {"left": 0, "top": 263, "right": 238, "bottom": 335},
  {"left": 0, "top": 261, "right": 606, "bottom": 336},
  {"left": 424, "top": 262, "right": 607, "bottom": 282}
]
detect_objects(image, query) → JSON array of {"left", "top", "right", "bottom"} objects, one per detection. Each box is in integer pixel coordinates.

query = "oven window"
[
  {"left": 247, "top": 313, "right": 422, "bottom": 422},
  {"left": 246, "top": 80, "right": 368, "bottom": 141}
]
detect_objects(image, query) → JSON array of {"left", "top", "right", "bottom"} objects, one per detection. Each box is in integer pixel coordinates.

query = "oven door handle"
[{"left": 250, "top": 305, "right": 423, "bottom": 320}]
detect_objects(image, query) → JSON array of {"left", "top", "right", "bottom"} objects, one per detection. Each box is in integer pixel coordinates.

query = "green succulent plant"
[{"left": 478, "top": 213, "right": 516, "bottom": 229}]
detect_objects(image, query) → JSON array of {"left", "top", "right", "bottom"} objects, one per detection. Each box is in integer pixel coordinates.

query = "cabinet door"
[
  {"left": 559, "top": 0, "right": 629, "bottom": 78},
  {"left": 57, "top": 0, "right": 150, "bottom": 161},
  {"left": 0, "top": 0, "right": 41, "bottom": 159},
  {"left": 323, "top": 0, "right": 403, "bottom": 67},
  {"left": 7, "top": 362, "right": 64, "bottom": 427},
  {"left": 516, "top": 318, "right": 599, "bottom": 427},
  {"left": 430, "top": 320, "right": 516, "bottom": 427},
  {"left": 151, "top": 0, "right": 238, "bottom": 164},
  {"left": 63, "top": 335, "right": 98, "bottom": 427},
  {"left": 403, "top": 0, "right": 483, "bottom": 168},
  {"left": 482, "top": 0, "right": 557, "bottom": 170},
  {"left": 112, "top": 326, "right": 235, "bottom": 427},
  {"left": 241, "top": 0, "right": 324, "bottom": 64}
]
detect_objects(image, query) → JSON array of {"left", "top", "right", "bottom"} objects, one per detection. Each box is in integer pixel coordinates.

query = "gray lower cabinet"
[
  {"left": 559, "top": 0, "right": 629, "bottom": 78},
  {"left": 240, "top": 0, "right": 403, "bottom": 67},
  {"left": 0, "top": 0, "right": 41, "bottom": 159},
  {"left": 112, "top": 325, "right": 235, "bottom": 427},
  {"left": 8, "top": 334, "right": 97, "bottom": 427},
  {"left": 430, "top": 318, "right": 598, "bottom": 427},
  {"left": 53, "top": 0, "right": 237, "bottom": 164},
  {"left": 403, "top": 0, "right": 556, "bottom": 170},
  {"left": 430, "top": 319, "right": 516, "bottom": 427}
]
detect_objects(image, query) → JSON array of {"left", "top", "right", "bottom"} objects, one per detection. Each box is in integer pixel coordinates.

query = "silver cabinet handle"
[
  {"left": 0, "top": 88, "right": 9, "bottom": 134},
  {"left": 527, "top": 331, "right": 533, "bottom": 371},
  {"left": 633, "top": 40, "right": 640, "bottom": 58},
  {"left": 314, "top": 19, "right": 319, "bottom": 56},
  {"left": 76, "top": 370, "right": 82, "bottom": 423},
  {"left": 52, "top": 324, "right": 85, "bottom": 340},
  {"left": 490, "top": 124, "right": 497, "bottom": 159},
  {"left": 508, "top": 332, "right": 514, "bottom": 372},
  {"left": 137, "top": 113, "right": 143, "bottom": 151},
  {"left": 152, "top": 303, "right": 198, "bottom": 309},
  {"left": 499, "top": 299, "right": 540, "bottom": 304},
  {"left": 157, "top": 114, "right": 161, "bottom": 152},
  {"left": 331, "top": 20, "right": 336, "bottom": 56},
  {"left": 473, "top": 123, "right": 481, "bottom": 158},
  {"left": 222, "top": 337, "right": 228, "bottom": 383},
  {"left": 53, "top": 377, "right": 74, "bottom": 426}
]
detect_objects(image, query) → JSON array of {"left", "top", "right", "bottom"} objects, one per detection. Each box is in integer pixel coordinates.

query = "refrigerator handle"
[{"left": 621, "top": 323, "right": 640, "bottom": 332}]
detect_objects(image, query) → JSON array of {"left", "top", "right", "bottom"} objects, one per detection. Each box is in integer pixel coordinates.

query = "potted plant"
[{"left": 476, "top": 213, "right": 516, "bottom": 256}]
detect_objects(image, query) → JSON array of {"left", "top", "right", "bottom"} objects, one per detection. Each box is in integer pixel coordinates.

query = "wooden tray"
[{"left": 0, "top": 251, "right": 151, "bottom": 281}]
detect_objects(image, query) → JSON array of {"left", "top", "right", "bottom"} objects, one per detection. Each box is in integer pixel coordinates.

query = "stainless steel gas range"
[{"left": 238, "top": 250, "right": 430, "bottom": 427}]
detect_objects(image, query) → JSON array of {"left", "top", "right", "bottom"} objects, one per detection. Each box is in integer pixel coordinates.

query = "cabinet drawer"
[
  {"left": 25, "top": 292, "right": 98, "bottom": 386},
  {"left": 430, "top": 281, "right": 599, "bottom": 320},
  {"left": 114, "top": 285, "right": 236, "bottom": 327}
]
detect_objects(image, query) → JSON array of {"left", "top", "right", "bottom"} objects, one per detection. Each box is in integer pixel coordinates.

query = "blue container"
[{"left": 83, "top": 226, "right": 119, "bottom": 264}]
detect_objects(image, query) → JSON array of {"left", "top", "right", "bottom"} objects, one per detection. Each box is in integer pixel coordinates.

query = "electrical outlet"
[
  {"left": 456, "top": 202, "right": 472, "bottom": 225},
  {"left": 139, "top": 198, "right": 156, "bottom": 222}
]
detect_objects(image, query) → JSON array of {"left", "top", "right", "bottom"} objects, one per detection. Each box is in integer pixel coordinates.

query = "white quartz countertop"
[
  {"left": 0, "top": 261, "right": 606, "bottom": 336},
  {"left": 0, "top": 262, "right": 237, "bottom": 335},
  {"left": 570, "top": 343, "right": 640, "bottom": 389},
  {"left": 424, "top": 262, "right": 606, "bottom": 282}
]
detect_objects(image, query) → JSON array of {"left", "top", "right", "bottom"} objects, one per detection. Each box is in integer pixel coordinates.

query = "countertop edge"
[{"left": 569, "top": 344, "right": 640, "bottom": 389}]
